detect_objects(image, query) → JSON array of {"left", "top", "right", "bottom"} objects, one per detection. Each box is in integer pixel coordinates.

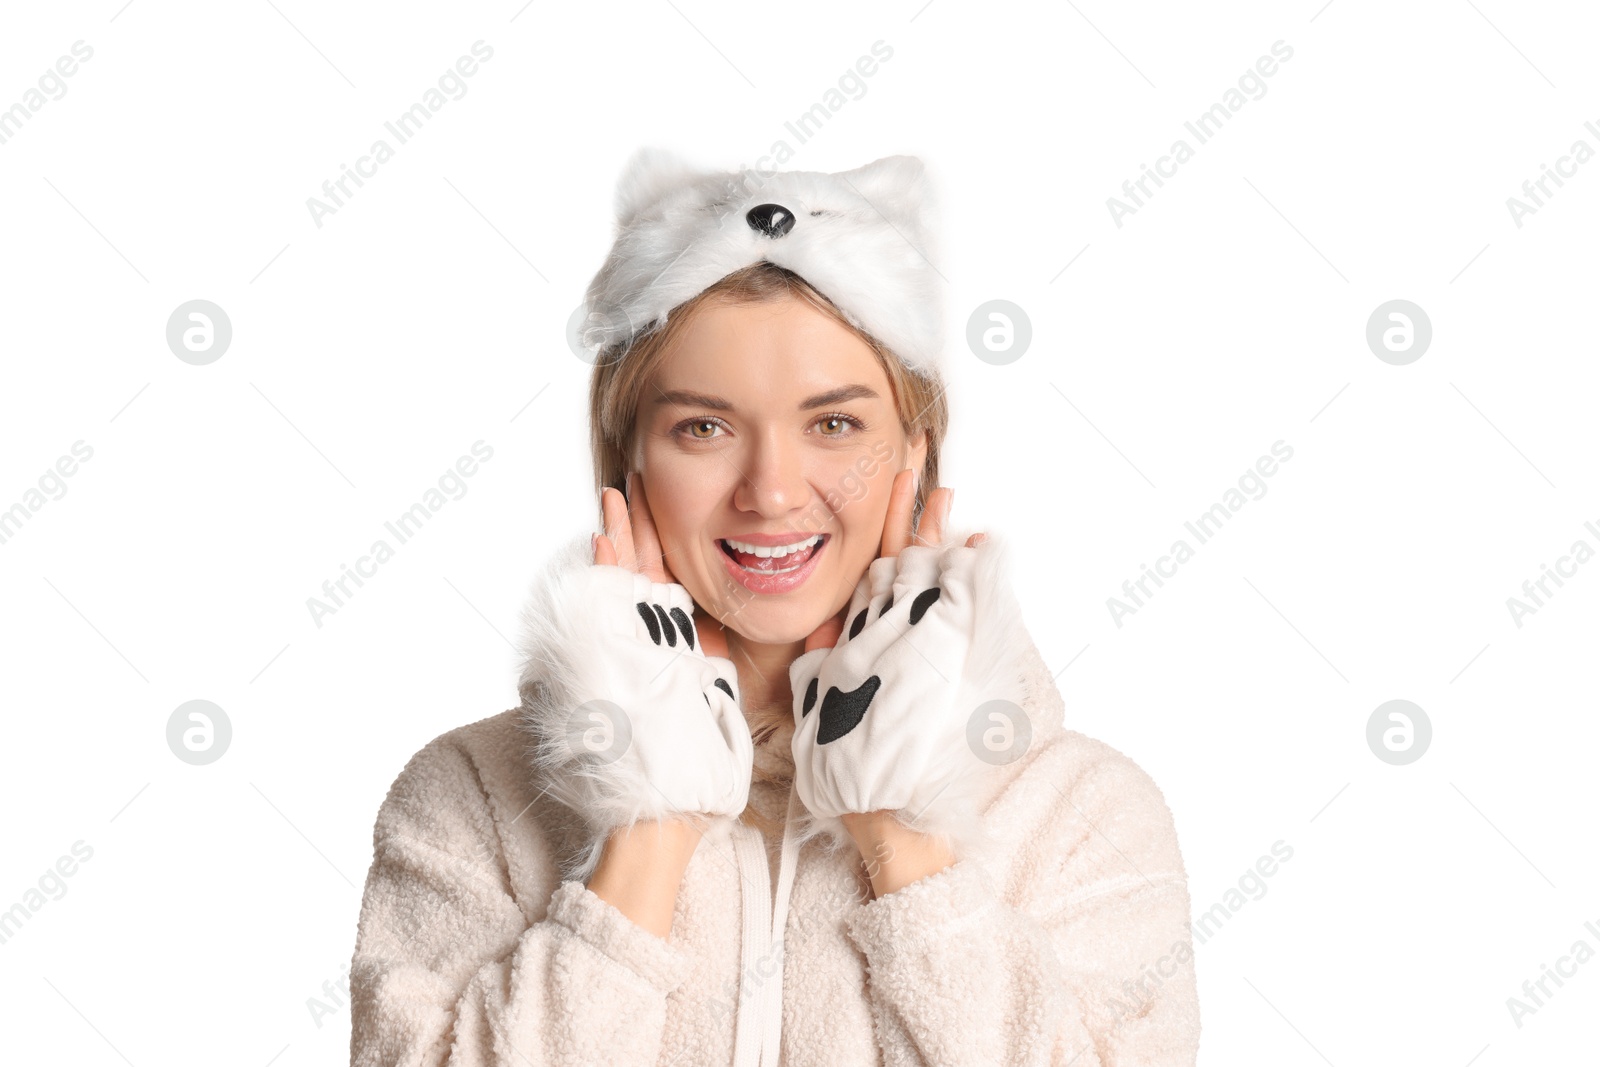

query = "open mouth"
[{"left": 717, "top": 533, "right": 828, "bottom": 574}]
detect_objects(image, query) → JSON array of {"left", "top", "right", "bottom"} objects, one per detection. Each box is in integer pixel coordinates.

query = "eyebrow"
[{"left": 651, "top": 383, "right": 881, "bottom": 411}]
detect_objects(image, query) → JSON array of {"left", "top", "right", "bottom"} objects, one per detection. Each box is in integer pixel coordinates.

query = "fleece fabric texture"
[{"left": 348, "top": 622, "right": 1203, "bottom": 1065}]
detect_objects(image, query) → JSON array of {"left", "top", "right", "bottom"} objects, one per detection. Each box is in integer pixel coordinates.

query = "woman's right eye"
[{"left": 675, "top": 417, "right": 726, "bottom": 440}]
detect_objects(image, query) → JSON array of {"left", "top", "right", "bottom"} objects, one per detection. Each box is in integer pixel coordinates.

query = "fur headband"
[{"left": 577, "top": 147, "right": 945, "bottom": 377}]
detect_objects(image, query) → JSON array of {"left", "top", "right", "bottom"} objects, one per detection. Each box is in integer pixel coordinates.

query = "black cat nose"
[{"left": 745, "top": 203, "right": 795, "bottom": 238}]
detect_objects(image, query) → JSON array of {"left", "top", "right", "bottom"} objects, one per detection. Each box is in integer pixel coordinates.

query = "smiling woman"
[
  {"left": 347, "top": 149, "right": 1202, "bottom": 1067},
  {"left": 588, "top": 261, "right": 947, "bottom": 724},
  {"left": 598, "top": 269, "right": 946, "bottom": 854}
]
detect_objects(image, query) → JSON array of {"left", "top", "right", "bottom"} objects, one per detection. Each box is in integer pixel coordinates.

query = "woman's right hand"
[
  {"left": 575, "top": 471, "right": 752, "bottom": 818},
  {"left": 597, "top": 471, "right": 732, "bottom": 660},
  {"left": 578, "top": 472, "right": 753, "bottom": 934},
  {"left": 519, "top": 470, "right": 754, "bottom": 855}
]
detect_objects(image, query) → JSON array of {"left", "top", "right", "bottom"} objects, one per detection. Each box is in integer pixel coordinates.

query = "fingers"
[
  {"left": 600, "top": 471, "right": 672, "bottom": 582},
  {"left": 601, "top": 485, "right": 638, "bottom": 572},
  {"left": 625, "top": 471, "right": 673, "bottom": 585},
  {"left": 880, "top": 468, "right": 918, "bottom": 559},
  {"left": 916, "top": 487, "right": 954, "bottom": 548},
  {"left": 593, "top": 531, "right": 619, "bottom": 567}
]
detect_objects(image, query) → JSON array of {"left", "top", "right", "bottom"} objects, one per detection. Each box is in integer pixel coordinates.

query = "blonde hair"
[{"left": 585, "top": 260, "right": 950, "bottom": 833}]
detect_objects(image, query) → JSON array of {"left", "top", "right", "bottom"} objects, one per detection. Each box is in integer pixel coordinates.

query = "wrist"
[
  {"left": 842, "top": 810, "right": 955, "bottom": 898},
  {"left": 586, "top": 818, "right": 702, "bottom": 939},
  {"left": 594, "top": 818, "right": 702, "bottom": 876}
]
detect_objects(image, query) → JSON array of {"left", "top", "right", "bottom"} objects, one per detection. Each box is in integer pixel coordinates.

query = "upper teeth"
[{"left": 723, "top": 534, "right": 822, "bottom": 558}]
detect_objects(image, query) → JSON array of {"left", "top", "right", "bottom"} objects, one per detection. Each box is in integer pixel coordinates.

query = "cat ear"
[
  {"left": 833, "top": 154, "right": 939, "bottom": 256},
  {"left": 613, "top": 145, "right": 704, "bottom": 228},
  {"left": 837, "top": 155, "right": 932, "bottom": 211},
  {"left": 835, "top": 154, "right": 922, "bottom": 195}
]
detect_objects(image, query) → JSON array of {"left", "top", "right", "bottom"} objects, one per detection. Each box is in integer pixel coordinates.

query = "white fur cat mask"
[{"left": 577, "top": 147, "right": 946, "bottom": 377}]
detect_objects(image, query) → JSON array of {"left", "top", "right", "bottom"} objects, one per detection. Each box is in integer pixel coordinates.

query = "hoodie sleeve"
[
  {"left": 840, "top": 750, "right": 1201, "bottom": 1067},
  {"left": 348, "top": 732, "right": 694, "bottom": 1067}
]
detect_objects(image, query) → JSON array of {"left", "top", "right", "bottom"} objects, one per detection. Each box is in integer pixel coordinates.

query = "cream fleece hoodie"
[{"left": 348, "top": 544, "right": 1202, "bottom": 1066}]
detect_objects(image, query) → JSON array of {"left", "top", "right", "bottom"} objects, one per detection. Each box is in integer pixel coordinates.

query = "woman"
[{"left": 349, "top": 150, "right": 1202, "bottom": 1066}]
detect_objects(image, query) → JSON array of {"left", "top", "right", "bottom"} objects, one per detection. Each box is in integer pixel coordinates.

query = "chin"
[{"left": 719, "top": 613, "right": 816, "bottom": 647}]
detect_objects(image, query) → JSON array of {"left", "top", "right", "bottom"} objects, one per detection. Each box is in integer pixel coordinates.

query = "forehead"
[{"left": 651, "top": 295, "right": 889, "bottom": 405}]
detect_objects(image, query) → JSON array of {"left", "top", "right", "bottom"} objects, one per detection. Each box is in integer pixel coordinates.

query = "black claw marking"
[
  {"left": 637, "top": 602, "right": 661, "bottom": 643},
  {"left": 817, "top": 676, "right": 881, "bottom": 744},
  {"left": 653, "top": 604, "right": 675, "bottom": 646},
  {"left": 713, "top": 678, "right": 734, "bottom": 700},
  {"left": 909, "top": 587, "right": 940, "bottom": 625},
  {"left": 848, "top": 606, "right": 869, "bottom": 640},
  {"left": 669, "top": 606, "right": 695, "bottom": 649},
  {"left": 881, "top": 591, "right": 893, "bottom": 615},
  {"left": 802, "top": 677, "right": 818, "bottom": 717}
]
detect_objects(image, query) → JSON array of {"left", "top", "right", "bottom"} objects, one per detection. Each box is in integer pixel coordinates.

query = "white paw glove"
[
  {"left": 788, "top": 530, "right": 1032, "bottom": 859},
  {"left": 517, "top": 533, "right": 754, "bottom": 860}
]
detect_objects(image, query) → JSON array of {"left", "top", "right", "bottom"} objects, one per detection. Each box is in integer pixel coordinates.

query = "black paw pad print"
[
  {"left": 801, "top": 585, "right": 941, "bottom": 744},
  {"left": 636, "top": 600, "right": 696, "bottom": 650},
  {"left": 701, "top": 674, "right": 735, "bottom": 709}
]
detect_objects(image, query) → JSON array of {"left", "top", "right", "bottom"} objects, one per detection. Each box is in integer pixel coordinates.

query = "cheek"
[
  {"left": 650, "top": 497, "right": 710, "bottom": 559},
  {"left": 845, "top": 468, "right": 879, "bottom": 509},
  {"left": 640, "top": 458, "right": 734, "bottom": 559},
  {"left": 816, "top": 460, "right": 895, "bottom": 565},
  {"left": 813, "top": 446, "right": 890, "bottom": 514}
]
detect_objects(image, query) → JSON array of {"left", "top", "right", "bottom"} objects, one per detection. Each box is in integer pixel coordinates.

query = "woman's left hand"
[
  {"left": 801, "top": 470, "right": 985, "bottom": 652},
  {"left": 790, "top": 469, "right": 1010, "bottom": 894}
]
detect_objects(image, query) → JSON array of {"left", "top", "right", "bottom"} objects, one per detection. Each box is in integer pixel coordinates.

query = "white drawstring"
[
  {"left": 762, "top": 787, "right": 804, "bottom": 1064},
  {"left": 731, "top": 825, "right": 767, "bottom": 1067},
  {"left": 731, "top": 783, "right": 805, "bottom": 1067}
]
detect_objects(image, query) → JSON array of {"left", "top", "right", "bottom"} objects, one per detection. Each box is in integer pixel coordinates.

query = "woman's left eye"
[{"left": 813, "top": 413, "right": 865, "bottom": 436}]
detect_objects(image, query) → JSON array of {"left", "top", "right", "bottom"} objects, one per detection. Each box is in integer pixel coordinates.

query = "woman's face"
[{"left": 634, "top": 292, "right": 926, "bottom": 645}]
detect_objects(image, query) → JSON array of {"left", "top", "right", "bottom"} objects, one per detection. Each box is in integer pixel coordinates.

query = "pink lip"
[{"left": 717, "top": 535, "right": 828, "bottom": 595}]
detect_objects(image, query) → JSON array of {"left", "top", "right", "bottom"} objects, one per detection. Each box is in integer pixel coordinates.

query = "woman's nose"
[{"left": 731, "top": 435, "right": 811, "bottom": 517}]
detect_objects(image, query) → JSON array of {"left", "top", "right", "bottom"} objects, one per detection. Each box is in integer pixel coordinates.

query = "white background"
[{"left": 2, "top": 1, "right": 1596, "bottom": 1064}]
